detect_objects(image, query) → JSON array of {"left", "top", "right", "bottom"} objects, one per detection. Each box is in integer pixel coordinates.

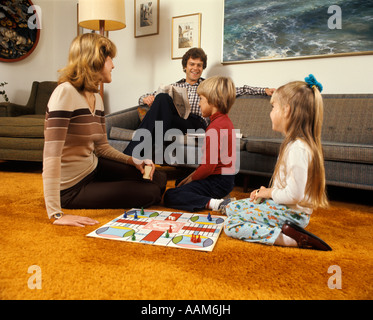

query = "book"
[{"left": 156, "top": 84, "right": 191, "bottom": 119}]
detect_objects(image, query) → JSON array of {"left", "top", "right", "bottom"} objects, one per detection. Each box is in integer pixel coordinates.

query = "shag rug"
[{"left": 0, "top": 161, "right": 372, "bottom": 301}]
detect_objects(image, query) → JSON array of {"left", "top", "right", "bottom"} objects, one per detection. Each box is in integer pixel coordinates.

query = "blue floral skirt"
[{"left": 223, "top": 198, "right": 310, "bottom": 245}]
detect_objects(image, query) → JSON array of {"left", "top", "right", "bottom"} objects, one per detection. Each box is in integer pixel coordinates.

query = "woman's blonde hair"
[
  {"left": 197, "top": 76, "right": 236, "bottom": 114},
  {"left": 58, "top": 33, "right": 117, "bottom": 92},
  {"left": 270, "top": 81, "right": 328, "bottom": 209}
]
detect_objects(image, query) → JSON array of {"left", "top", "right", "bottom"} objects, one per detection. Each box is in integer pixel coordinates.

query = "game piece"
[
  {"left": 143, "top": 165, "right": 152, "bottom": 180},
  {"left": 207, "top": 213, "right": 212, "bottom": 221},
  {"left": 253, "top": 190, "right": 263, "bottom": 204},
  {"left": 87, "top": 208, "right": 227, "bottom": 252}
]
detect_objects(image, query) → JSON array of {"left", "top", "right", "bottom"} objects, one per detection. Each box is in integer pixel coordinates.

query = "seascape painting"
[{"left": 223, "top": 0, "right": 373, "bottom": 63}]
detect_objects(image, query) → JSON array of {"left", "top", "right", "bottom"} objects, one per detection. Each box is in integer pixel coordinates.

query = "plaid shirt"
[{"left": 138, "top": 78, "right": 268, "bottom": 126}]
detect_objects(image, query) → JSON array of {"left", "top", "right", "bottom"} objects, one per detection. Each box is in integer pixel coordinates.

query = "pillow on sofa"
[
  {"left": 110, "top": 127, "right": 135, "bottom": 141},
  {"left": 137, "top": 106, "right": 150, "bottom": 121}
]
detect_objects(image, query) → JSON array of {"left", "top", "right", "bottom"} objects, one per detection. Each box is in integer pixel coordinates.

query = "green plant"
[{"left": 0, "top": 82, "right": 9, "bottom": 102}]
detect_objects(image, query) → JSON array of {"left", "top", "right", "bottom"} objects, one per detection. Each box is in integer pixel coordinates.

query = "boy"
[{"left": 163, "top": 76, "right": 237, "bottom": 212}]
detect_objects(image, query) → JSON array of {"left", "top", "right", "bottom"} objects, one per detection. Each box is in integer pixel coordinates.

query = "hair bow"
[{"left": 305, "top": 74, "right": 323, "bottom": 92}]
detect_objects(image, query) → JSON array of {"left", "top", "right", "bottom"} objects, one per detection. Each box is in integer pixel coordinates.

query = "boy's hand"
[{"left": 177, "top": 175, "right": 193, "bottom": 187}]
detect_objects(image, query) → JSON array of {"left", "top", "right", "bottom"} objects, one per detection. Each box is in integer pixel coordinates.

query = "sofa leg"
[{"left": 243, "top": 174, "right": 249, "bottom": 193}]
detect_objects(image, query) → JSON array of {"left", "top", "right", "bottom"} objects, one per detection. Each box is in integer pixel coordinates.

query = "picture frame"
[
  {"left": 134, "top": 0, "right": 159, "bottom": 38},
  {"left": 0, "top": 0, "right": 41, "bottom": 63},
  {"left": 222, "top": 0, "right": 373, "bottom": 64},
  {"left": 172, "top": 13, "right": 201, "bottom": 59}
]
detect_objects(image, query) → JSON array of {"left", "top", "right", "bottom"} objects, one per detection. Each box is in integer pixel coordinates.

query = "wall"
[{"left": 1, "top": 0, "right": 372, "bottom": 114}]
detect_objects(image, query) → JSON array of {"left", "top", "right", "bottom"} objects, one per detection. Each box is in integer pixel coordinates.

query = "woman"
[{"left": 43, "top": 33, "right": 167, "bottom": 227}]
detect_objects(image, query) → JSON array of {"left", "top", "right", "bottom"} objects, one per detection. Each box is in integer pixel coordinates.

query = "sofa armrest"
[
  {"left": 105, "top": 105, "right": 143, "bottom": 137},
  {"left": 0, "top": 102, "right": 34, "bottom": 117}
]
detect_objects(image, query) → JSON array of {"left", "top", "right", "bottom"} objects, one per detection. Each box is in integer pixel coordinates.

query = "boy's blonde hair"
[
  {"left": 197, "top": 76, "right": 236, "bottom": 114},
  {"left": 58, "top": 33, "right": 117, "bottom": 92},
  {"left": 270, "top": 81, "right": 328, "bottom": 209}
]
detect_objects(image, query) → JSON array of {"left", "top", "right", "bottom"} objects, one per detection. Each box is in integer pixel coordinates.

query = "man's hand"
[
  {"left": 265, "top": 88, "right": 276, "bottom": 96},
  {"left": 143, "top": 95, "right": 155, "bottom": 107}
]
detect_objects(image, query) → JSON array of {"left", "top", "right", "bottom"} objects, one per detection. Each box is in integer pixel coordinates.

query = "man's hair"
[
  {"left": 58, "top": 33, "right": 117, "bottom": 92},
  {"left": 197, "top": 76, "right": 236, "bottom": 114},
  {"left": 182, "top": 47, "right": 207, "bottom": 70}
]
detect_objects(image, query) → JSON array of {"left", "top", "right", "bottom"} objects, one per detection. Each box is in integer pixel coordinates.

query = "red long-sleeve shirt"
[{"left": 192, "top": 112, "right": 236, "bottom": 181}]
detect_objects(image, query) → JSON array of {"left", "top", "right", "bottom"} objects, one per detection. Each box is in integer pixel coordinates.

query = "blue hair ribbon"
[{"left": 305, "top": 74, "right": 323, "bottom": 92}]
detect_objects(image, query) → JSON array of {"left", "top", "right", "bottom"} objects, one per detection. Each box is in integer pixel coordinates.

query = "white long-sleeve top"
[{"left": 271, "top": 139, "right": 313, "bottom": 215}]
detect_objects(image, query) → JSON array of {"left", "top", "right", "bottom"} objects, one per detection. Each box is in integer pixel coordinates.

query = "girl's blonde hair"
[
  {"left": 270, "top": 81, "right": 328, "bottom": 209},
  {"left": 58, "top": 33, "right": 117, "bottom": 92},
  {"left": 197, "top": 76, "right": 236, "bottom": 114}
]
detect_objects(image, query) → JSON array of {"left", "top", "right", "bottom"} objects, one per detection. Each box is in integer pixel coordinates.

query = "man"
[{"left": 123, "top": 47, "right": 274, "bottom": 159}]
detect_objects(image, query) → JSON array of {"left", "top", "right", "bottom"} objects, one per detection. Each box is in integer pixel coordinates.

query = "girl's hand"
[
  {"left": 250, "top": 186, "right": 273, "bottom": 201},
  {"left": 53, "top": 214, "right": 99, "bottom": 227}
]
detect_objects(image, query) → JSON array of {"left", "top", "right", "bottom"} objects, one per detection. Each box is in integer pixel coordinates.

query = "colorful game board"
[{"left": 87, "top": 208, "right": 226, "bottom": 252}]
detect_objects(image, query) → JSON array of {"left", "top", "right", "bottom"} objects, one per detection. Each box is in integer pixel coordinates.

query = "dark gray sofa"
[{"left": 105, "top": 94, "right": 373, "bottom": 191}]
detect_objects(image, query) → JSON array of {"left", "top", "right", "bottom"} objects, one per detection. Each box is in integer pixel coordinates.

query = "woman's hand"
[
  {"left": 53, "top": 214, "right": 99, "bottom": 227},
  {"left": 129, "top": 157, "right": 155, "bottom": 181}
]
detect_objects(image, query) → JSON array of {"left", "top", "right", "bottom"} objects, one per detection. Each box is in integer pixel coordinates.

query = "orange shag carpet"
[{"left": 0, "top": 161, "right": 372, "bottom": 301}]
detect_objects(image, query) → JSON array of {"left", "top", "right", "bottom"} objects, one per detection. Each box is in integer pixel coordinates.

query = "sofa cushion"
[
  {"left": 110, "top": 127, "right": 135, "bottom": 141},
  {"left": 322, "top": 142, "right": 373, "bottom": 164},
  {"left": 245, "top": 138, "right": 282, "bottom": 156},
  {"left": 322, "top": 96, "right": 373, "bottom": 145},
  {"left": 245, "top": 138, "right": 372, "bottom": 164},
  {"left": 0, "top": 116, "right": 44, "bottom": 138}
]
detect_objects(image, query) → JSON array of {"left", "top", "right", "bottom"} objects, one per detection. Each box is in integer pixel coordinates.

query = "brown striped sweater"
[{"left": 43, "top": 82, "right": 131, "bottom": 218}]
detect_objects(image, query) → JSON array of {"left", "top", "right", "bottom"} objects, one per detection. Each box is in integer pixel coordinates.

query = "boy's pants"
[{"left": 164, "top": 174, "right": 235, "bottom": 212}]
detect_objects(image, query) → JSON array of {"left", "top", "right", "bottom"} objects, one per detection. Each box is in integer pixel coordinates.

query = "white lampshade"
[{"left": 79, "top": 0, "right": 126, "bottom": 31}]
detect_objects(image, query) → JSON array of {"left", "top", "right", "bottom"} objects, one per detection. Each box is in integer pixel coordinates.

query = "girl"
[
  {"left": 223, "top": 75, "right": 332, "bottom": 251},
  {"left": 43, "top": 33, "right": 167, "bottom": 227}
]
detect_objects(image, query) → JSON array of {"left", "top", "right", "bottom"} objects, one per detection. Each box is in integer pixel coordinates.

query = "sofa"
[
  {"left": 105, "top": 94, "right": 373, "bottom": 191},
  {"left": 0, "top": 81, "right": 57, "bottom": 162}
]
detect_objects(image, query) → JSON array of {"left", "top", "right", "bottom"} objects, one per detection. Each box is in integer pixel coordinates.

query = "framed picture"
[
  {"left": 0, "top": 0, "right": 41, "bottom": 62},
  {"left": 134, "top": 0, "right": 159, "bottom": 38},
  {"left": 222, "top": 0, "right": 373, "bottom": 64},
  {"left": 172, "top": 13, "right": 201, "bottom": 59}
]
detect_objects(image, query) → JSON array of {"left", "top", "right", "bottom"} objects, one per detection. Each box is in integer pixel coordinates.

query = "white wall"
[{"left": 1, "top": 0, "right": 373, "bottom": 114}]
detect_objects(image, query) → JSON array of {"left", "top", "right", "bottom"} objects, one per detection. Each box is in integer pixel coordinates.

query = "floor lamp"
[{"left": 78, "top": 0, "right": 126, "bottom": 99}]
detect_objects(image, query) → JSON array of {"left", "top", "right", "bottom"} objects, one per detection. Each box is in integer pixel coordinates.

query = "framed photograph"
[
  {"left": 134, "top": 0, "right": 159, "bottom": 38},
  {"left": 0, "top": 0, "right": 40, "bottom": 62},
  {"left": 222, "top": 0, "right": 373, "bottom": 64},
  {"left": 172, "top": 13, "right": 201, "bottom": 59}
]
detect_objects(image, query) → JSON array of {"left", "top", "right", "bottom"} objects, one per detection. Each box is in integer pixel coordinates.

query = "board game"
[{"left": 87, "top": 208, "right": 226, "bottom": 252}]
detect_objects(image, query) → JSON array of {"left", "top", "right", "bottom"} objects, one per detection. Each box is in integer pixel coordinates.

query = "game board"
[{"left": 87, "top": 208, "right": 226, "bottom": 252}]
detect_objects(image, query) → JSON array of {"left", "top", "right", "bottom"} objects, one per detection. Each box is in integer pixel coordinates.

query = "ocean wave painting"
[{"left": 223, "top": 0, "right": 373, "bottom": 62}]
